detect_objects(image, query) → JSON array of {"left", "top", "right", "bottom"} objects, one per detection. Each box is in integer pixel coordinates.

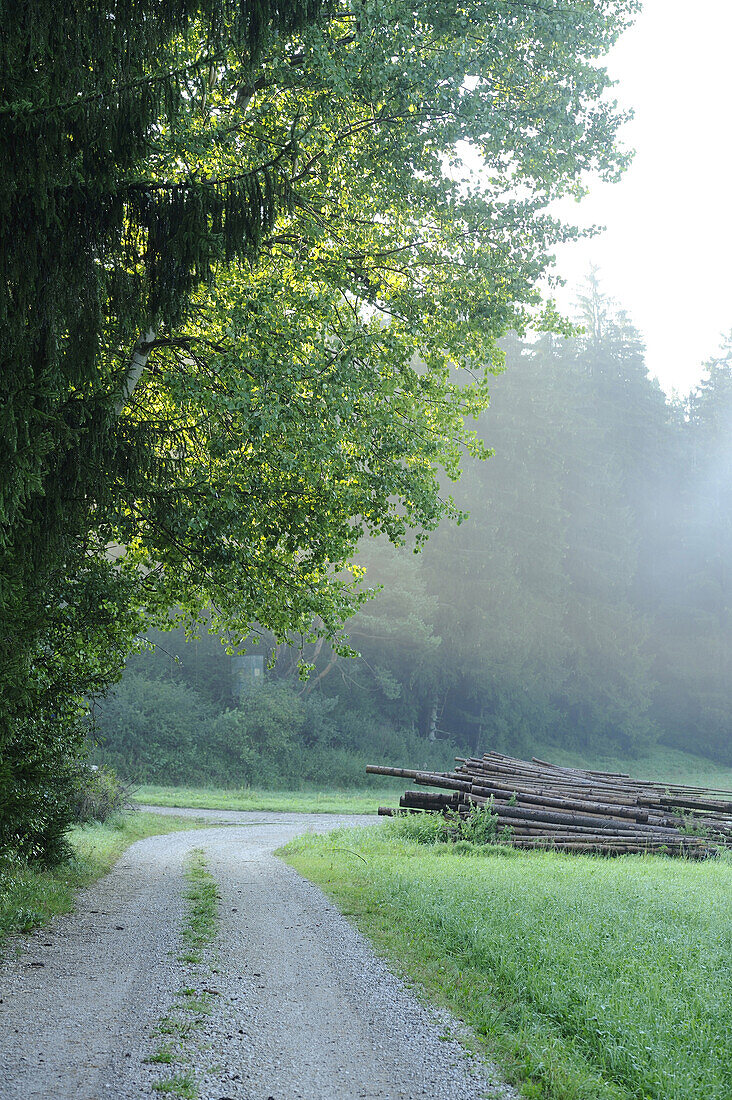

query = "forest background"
[{"left": 95, "top": 277, "right": 732, "bottom": 787}]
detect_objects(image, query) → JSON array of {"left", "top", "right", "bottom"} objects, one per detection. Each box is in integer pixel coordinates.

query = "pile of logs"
[{"left": 367, "top": 751, "right": 732, "bottom": 857}]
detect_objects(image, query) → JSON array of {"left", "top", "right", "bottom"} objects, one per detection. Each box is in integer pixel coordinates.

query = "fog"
[
  {"left": 338, "top": 289, "right": 732, "bottom": 765},
  {"left": 101, "top": 285, "right": 732, "bottom": 780}
]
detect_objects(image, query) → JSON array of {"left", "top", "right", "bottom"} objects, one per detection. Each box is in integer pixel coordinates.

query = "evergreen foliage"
[{"left": 1, "top": 0, "right": 328, "bottom": 858}]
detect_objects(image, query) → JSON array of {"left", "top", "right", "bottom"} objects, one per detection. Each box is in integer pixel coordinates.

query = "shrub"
[
  {"left": 70, "top": 765, "right": 127, "bottom": 824},
  {"left": 90, "top": 673, "right": 218, "bottom": 783},
  {"left": 91, "top": 672, "right": 462, "bottom": 789},
  {"left": 387, "top": 804, "right": 501, "bottom": 847},
  {"left": 0, "top": 712, "right": 84, "bottom": 865},
  {"left": 457, "top": 804, "right": 501, "bottom": 844},
  {"left": 207, "top": 683, "right": 305, "bottom": 786}
]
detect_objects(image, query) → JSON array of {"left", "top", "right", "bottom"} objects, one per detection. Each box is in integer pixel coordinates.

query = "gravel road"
[{"left": 0, "top": 808, "right": 517, "bottom": 1099}]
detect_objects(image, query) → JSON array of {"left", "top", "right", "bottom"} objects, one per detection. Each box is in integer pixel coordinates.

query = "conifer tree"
[{"left": 0, "top": 0, "right": 327, "bottom": 858}]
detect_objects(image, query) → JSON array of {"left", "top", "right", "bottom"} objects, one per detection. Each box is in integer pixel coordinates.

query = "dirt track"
[{"left": 0, "top": 809, "right": 515, "bottom": 1099}]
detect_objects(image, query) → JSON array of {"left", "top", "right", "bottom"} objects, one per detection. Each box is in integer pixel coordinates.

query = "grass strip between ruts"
[
  {"left": 280, "top": 825, "right": 732, "bottom": 1100},
  {"left": 150, "top": 848, "right": 220, "bottom": 1099},
  {"left": 0, "top": 811, "right": 207, "bottom": 950}
]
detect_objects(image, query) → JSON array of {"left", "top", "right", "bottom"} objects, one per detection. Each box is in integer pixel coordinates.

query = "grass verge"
[
  {"left": 133, "top": 784, "right": 398, "bottom": 815},
  {"left": 0, "top": 811, "right": 204, "bottom": 950},
  {"left": 280, "top": 825, "right": 732, "bottom": 1100}
]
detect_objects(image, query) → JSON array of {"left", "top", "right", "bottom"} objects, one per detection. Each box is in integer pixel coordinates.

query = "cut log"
[{"left": 369, "top": 749, "right": 731, "bottom": 858}]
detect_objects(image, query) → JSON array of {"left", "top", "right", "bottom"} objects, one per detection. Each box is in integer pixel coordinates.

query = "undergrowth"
[{"left": 388, "top": 804, "right": 513, "bottom": 847}]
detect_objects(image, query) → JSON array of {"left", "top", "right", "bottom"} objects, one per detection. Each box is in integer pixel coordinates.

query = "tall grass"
[{"left": 282, "top": 827, "right": 732, "bottom": 1100}]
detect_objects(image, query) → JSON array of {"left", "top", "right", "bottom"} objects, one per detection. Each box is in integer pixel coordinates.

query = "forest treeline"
[{"left": 95, "top": 283, "right": 732, "bottom": 782}]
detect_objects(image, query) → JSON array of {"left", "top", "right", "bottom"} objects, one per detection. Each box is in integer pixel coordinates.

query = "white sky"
[{"left": 549, "top": 0, "right": 732, "bottom": 397}]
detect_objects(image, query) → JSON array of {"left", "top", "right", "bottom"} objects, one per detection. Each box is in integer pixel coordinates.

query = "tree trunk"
[
  {"left": 427, "top": 698, "right": 438, "bottom": 741},
  {"left": 114, "top": 328, "right": 156, "bottom": 414}
]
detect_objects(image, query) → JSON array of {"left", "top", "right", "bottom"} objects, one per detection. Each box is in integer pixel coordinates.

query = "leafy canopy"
[{"left": 111, "top": 0, "right": 636, "bottom": 640}]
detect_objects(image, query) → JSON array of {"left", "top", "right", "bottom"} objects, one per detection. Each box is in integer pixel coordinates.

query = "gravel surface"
[{"left": 1, "top": 809, "right": 517, "bottom": 1099}]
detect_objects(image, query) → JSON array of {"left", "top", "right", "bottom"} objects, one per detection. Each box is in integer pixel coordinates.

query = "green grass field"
[
  {"left": 281, "top": 826, "right": 732, "bottom": 1100},
  {"left": 132, "top": 785, "right": 399, "bottom": 815},
  {"left": 0, "top": 812, "right": 203, "bottom": 949},
  {"left": 132, "top": 746, "right": 732, "bottom": 820}
]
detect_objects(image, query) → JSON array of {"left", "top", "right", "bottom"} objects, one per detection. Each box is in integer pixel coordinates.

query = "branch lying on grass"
[{"left": 330, "top": 847, "right": 369, "bottom": 864}]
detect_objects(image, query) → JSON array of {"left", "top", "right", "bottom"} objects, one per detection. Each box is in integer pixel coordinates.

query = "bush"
[
  {"left": 92, "top": 672, "right": 462, "bottom": 789},
  {"left": 457, "top": 804, "right": 502, "bottom": 844},
  {"left": 90, "top": 673, "right": 219, "bottom": 783},
  {"left": 207, "top": 684, "right": 305, "bottom": 786},
  {"left": 70, "top": 765, "right": 127, "bottom": 824},
  {"left": 387, "top": 804, "right": 502, "bottom": 847},
  {"left": 0, "top": 712, "right": 85, "bottom": 865},
  {"left": 93, "top": 677, "right": 310, "bottom": 787}
]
